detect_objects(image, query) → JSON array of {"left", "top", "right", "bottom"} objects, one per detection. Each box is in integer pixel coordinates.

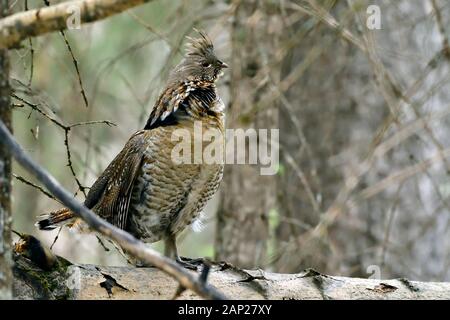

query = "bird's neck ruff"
[{"left": 144, "top": 80, "right": 221, "bottom": 130}]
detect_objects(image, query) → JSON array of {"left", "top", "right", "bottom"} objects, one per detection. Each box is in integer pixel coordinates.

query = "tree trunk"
[
  {"left": 215, "top": 0, "right": 280, "bottom": 268},
  {"left": 0, "top": 0, "right": 12, "bottom": 300}
]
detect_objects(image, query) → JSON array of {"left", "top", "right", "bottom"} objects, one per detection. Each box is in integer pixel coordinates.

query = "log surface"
[{"left": 12, "top": 255, "right": 450, "bottom": 300}]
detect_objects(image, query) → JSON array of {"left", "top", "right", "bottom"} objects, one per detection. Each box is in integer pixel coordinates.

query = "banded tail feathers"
[{"left": 36, "top": 208, "right": 76, "bottom": 230}]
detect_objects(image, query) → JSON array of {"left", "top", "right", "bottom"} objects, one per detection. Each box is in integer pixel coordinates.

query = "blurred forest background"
[{"left": 7, "top": 0, "right": 450, "bottom": 282}]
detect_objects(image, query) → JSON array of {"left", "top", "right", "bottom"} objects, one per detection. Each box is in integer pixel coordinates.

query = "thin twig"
[
  {"left": 430, "top": 0, "right": 450, "bottom": 60},
  {"left": 13, "top": 173, "right": 59, "bottom": 202},
  {"left": 40, "top": 0, "right": 89, "bottom": 107},
  {"left": 68, "top": 120, "right": 116, "bottom": 129},
  {"left": 283, "top": 150, "right": 321, "bottom": 214},
  {"left": 12, "top": 93, "right": 65, "bottom": 129},
  {"left": 59, "top": 31, "right": 89, "bottom": 108},
  {"left": 11, "top": 93, "right": 116, "bottom": 197},
  {"left": 64, "top": 130, "right": 86, "bottom": 196},
  {"left": 359, "top": 147, "right": 450, "bottom": 199},
  {"left": 288, "top": 0, "right": 366, "bottom": 52},
  {"left": 50, "top": 227, "right": 63, "bottom": 250},
  {"left": 127, "top": 11, "right": 177, "bottom": 53},
  {"left": 380, "top": 183, "right": 403, "bottom": 267},
  {"left": 96, "top": 235, "right": 110, "bottom": 252}
]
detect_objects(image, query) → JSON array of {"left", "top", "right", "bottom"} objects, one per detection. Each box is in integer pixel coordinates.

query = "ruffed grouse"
[{"left": 37, "top": 31, "right": 227, "bottom": 267}]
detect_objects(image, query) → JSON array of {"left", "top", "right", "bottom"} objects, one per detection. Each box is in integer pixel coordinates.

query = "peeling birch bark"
[{"left": 0, "top": 0, "right": 153, "bottom": 49}]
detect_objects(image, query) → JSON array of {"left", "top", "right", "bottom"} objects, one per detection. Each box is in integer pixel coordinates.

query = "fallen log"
[{"left": 13, "top": 253, "right": 450, "bottom": 300}]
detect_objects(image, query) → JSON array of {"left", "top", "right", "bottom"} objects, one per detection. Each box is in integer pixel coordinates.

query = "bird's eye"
[{"left": 202, "top": 62, "right": 211, "bottom": 68}]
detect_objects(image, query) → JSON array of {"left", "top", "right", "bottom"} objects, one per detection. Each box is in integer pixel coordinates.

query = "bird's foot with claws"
[{"left": 176, "top": 256, "right": 207, "bottom": 271}]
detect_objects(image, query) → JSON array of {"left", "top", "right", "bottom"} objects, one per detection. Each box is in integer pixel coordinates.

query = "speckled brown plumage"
[{"left": 36, "top": 30, "right": 227, "bottom": 264}]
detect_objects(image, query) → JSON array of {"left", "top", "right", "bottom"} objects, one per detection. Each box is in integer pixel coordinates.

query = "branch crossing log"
[{"left": 0, "top": 120, "right": 226, "bottom": 300}]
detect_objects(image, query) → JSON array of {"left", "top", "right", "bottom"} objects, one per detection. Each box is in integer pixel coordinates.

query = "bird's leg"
[
  {"left": 164, "top": 235, "right": 178, "bottom": 260},
  {"left": 164, "top": 235, "right": 204, "bottom": 271}
]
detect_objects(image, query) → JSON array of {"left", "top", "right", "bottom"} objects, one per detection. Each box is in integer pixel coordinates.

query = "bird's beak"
[{"left": 220, "top": 61, "right": 228, "bottom": 69}]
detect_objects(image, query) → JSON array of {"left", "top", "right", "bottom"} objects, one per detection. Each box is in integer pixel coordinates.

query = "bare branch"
[{"left": 0, "top": 0, "right": 154, "bottom": 49}]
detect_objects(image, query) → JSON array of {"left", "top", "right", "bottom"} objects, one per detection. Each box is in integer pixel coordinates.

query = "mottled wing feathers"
[
  {"left": 84, "top": 170, "right": 108, "bottom": 209},
  {"left": 84, "top": 131, "right": 147, "bottom": 229}
]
